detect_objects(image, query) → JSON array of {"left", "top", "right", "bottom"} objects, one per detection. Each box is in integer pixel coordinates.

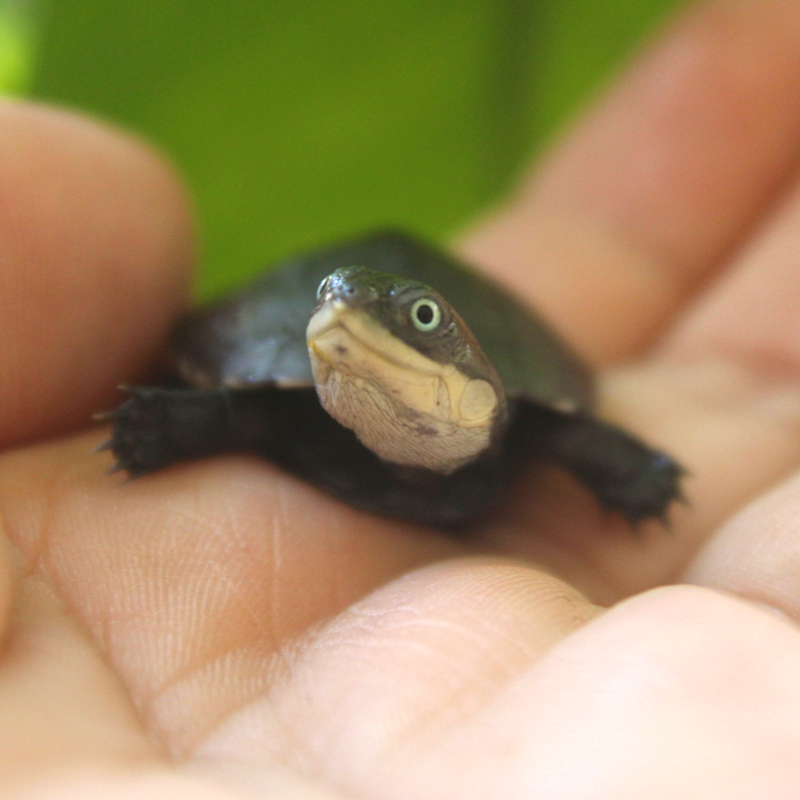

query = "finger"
[
  {"left": 0, "top": 101, "right": 191, "bottom": 448},
  {"left": 0, "top": 536, "right": 15, "bottom": 645},
  {"left": 460, "top": 0, "right": 800, "bottom": 363},
  {"left": 661, "top": 180, "right": 800, "bottom": 370},
  {"left": 685, "top": 469, "right": 800, "bottom": 621},
  {"left": 0, "top": 432, "right": 457, "bottom": 756},
  {"left": 195, "top": 559, "right": 599, "bottom": 770},
  {"left": 198, "top": 584, "right": 800, "bottom": 800},
  {"left": 0, "top": 574, "right": 157, "bottom": 778}
]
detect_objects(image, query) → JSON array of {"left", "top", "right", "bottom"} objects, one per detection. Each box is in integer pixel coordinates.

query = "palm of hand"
[{"left": 4, "top": 4, "right": 800, "bottom": 798}]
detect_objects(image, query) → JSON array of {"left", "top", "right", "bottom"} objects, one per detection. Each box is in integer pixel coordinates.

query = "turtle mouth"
[{"left": 307, "top": 299, "right": 447, "bottom": 377}]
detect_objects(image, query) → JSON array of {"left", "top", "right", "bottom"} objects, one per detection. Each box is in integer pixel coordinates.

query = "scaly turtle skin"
[{"left": 101, "top": 230, "right": 682, "bottom": 527}]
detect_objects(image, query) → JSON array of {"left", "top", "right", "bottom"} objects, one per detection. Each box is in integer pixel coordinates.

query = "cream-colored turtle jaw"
[
  {"left": 308, "top": 299, "right": 447, "bottom": 376},
  {"left": 306, "top": 300, "right": 504, "bottom": 474}
]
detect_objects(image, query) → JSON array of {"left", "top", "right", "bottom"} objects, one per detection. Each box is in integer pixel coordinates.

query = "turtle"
[{"left": 100, "top": 230, "right": 683, "bottom": 527}]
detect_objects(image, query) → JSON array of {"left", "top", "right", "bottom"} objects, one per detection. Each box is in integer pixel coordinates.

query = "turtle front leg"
[
  {"left": 515, "top": 402, "right": 685, "bottom": 524},
  {"left": 97, "top": 386, "right": 243, "bottom": 476},
  {"left": 99, "top": 384, "right": 299, "bottom": 476}
]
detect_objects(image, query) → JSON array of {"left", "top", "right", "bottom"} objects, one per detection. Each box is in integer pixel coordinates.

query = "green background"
[{"left": 1, "top": 0, "right": 679, "bottom": 296}]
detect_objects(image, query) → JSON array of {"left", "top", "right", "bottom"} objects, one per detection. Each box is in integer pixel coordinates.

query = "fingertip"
[{"left": 0, "top": 100, "right": 194, "bottom": 447}]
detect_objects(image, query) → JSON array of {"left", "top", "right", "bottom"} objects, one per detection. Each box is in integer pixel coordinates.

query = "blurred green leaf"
[
  {"left": 30, "top": 0, "right": 679, "bottom": 295},
  {"left": 0, "top": 1, "right": 36, "bottom": 95}
]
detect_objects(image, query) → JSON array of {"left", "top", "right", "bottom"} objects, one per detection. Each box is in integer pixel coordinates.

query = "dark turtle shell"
[{"left": 171, "top": 230, "right": 593, "bottom": 413}]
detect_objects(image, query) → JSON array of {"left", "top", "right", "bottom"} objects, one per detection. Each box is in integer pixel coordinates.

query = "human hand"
[{"left": 4, "top": 2, "right": 800, "bottom": 798}]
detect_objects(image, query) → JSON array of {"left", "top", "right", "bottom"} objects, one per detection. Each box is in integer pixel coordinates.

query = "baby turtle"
[{"left": 101, "top": 230, "right": 682, "bottom": 526}]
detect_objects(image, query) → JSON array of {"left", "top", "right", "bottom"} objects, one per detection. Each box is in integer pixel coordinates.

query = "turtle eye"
[
  {"left": 316, "top": 276, "right": 331, "bottom": 299},
  {"left": 410, "top": 298, "right": 441, "bottom": 332}
]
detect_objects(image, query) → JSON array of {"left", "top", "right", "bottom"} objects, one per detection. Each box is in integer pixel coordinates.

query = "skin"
[{"left": 5, "top": 0, "right": 800, "bottom": 796}]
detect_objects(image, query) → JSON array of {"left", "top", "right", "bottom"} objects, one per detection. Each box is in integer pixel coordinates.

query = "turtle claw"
[
  {"left": 96, "top": 386, "right": 184, "bottom": 476},
  {"left": 92, "top": 387, "right": 139, "bottom": 423}
]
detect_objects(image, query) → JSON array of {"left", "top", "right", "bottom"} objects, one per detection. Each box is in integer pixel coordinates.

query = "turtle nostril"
[{"left": 330, "top": 281, "right": 359, "bottom": 302}]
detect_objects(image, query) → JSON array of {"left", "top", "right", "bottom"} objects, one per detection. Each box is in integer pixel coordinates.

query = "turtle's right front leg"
[{"left": 99, "top": 386, "right": 294, "bottom": 476}]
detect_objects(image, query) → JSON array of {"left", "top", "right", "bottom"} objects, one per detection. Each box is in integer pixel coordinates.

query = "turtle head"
[{"left": 306, "top": 266, "right": 507, "bottom": 474}]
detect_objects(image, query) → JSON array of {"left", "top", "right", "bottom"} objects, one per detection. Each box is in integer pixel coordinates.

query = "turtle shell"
[{"left": 171, "top": 230, "right": 593, "bottom": 413}]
